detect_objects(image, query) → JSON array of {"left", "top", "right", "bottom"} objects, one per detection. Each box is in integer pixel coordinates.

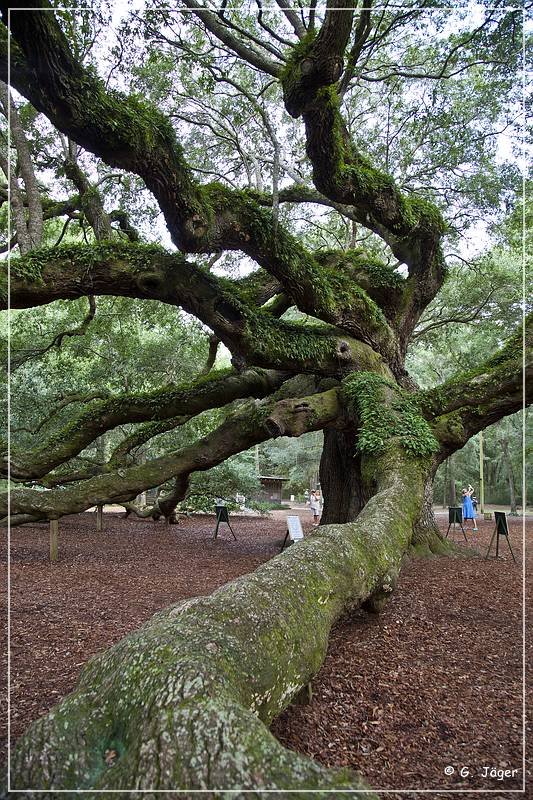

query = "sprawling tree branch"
[
  {"left": 4, "top": 241, "right": 390, "bottom": 378},
  {"left": 3, "top": 384, "right": 342, "bottom": 522},
  {"left": 1, "top": 4, "right": 528, "bottom": 792},
  {"left": 62, "top": 155, "right": 114, "bottom": 241},
  {"left": 0, "top": 79, "right": 43, "bottom": 249},
  {"left": 0, "top": 6, "right": 413, "bottom": 369},
  {"left": 271, "top": 3, "right": 449, "bottom": 350},
  {"left": 7, "top": 367, "right": 287, "bottom": 481},
  {"left": 41, "top": 417, "right": 191, "bottom": 489},
  {"left": 181, "top": 0, "right": 283, "bottom": 77},
  {"left": 423, "top": 315, "right": 533, "bottom": 460},
  {"left": 7, "top": 413, "right": 427, "bottom": 792}
]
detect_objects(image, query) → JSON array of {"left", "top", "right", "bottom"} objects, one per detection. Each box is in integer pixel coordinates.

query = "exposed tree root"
[{"left": 8, "top": 454, "right": 423, "bottom": 796}]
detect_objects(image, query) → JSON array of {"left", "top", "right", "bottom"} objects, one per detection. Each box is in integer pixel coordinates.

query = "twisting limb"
[
  {"left": 63, "top": 153, "right": 114, "bottom": 241},
  {"left": 108, "top": 209, "right": 140, "bottom": 241},
  {"left": 200, "top": 334, "right": 219, "bottom": 375},
  {"left": 274, "top": 0, "right": 307, "bottom": 38},
  {"left": 11, "top": 391, "right": 108, "bottom": 435},
  {"left": 180, "top": 0, "right": 284, "bottom": 76},
  {"left": 154, "top": 473, "right": 191, "bottom": 519},
  {"left": 3, "top": 383, "right": 343, "bottom": 521},
  {"left": 281, "top": 0, "right": 356, "bottom": 119},
  {"left": 0, "top": 79, "right": 43, "bottom": 247},
  {"left": 0, "top": 7, "right": 411, "bottom": 367},
  {"left": 0, "top": 151, "right": 30, "bottom": 253},
  {"left": 275, "top": 3, "right": 448, "bottom": 349},
  {"left": 7, "top": 366, "right": 288, "bottom": 481},
  {"left": 422, "top": 315, "right": 533, "bottom": 461},
  {"left": 40, "top": 417, "right": 191, "bottom": 488},
  {"left": 4, "top": 241, "right": 389, "bottom": 379},
  {"left": 338, "top": 1, "right": 373, "bottom": 95}
]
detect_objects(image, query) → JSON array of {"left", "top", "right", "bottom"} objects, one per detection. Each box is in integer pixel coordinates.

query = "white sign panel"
[{"left": 287, "top": 515, "right": 304, "bottom": 541}]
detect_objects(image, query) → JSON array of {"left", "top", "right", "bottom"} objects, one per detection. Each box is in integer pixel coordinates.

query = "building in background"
[{"left": 254, "top": 476, "right": 289, "bottom": 505}]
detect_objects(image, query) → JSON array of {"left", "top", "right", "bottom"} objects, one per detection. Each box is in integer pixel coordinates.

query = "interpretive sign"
[
  {"left": 214, "top": 504, "right": 237, "bottom": 541},
  {"left": 446, "top": 506, "right": 467, "bottom": 542},
  {"left": 485, "top": 511, "right": 516, "bottom": 562},
  {"left": 281, "top": 515, "right": 304, "bottom": 551}
]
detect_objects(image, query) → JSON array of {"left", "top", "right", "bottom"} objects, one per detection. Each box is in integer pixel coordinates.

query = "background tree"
[{"left": 1, "top": 1, "right": 530, "bottom": 793}]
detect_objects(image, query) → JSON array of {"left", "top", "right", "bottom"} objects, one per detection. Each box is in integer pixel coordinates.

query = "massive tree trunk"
[
  {"left": 8, "top": 450, "right": 423, "bottom": 796},
  {"left": 319, "top": 428, "right": 367, "bottom": 524},
  {"left": 411, "top": 475, "right": 452, "bottom": 557},
  {"left": 1, "top": 5, "right": 530, "bottom": 795}
]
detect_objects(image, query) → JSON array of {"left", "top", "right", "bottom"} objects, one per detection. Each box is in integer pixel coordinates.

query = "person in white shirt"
[{"left": 309, "top": 490, "right": 322, "bottom": 526}]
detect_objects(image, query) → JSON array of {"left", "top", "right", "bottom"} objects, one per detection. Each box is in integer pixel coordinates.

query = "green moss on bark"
[
  {"left": 9, "top": 450, "right": 423, "bottom": 795},
  {"left": 342, "top": 372, "right": 439, "bottom": 458}
]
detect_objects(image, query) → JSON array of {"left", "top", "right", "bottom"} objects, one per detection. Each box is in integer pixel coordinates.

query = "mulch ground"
[{"left": 1, "top": 509, "right": 530, "bottom": 795}]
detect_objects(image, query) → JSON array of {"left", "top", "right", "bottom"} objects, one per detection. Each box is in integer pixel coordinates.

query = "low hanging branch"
[
  {"left": 7, "top": 365, "right": 289, "bottom": 481},
  {"left": 3, "top": 383, "right": 342, "bottom": 522},
  {"left": 8, "top": 397, "right": 427, "bottom": 793},
  {"left": 40, "top": 416, "right": 191, "bottom": 489},
  {"left": 11, "top": 390, "right": 109, "bottom": 436}
]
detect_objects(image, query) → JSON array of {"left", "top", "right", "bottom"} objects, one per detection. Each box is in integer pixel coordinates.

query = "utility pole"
[{"left": 479, "top": 430, "right": 485, "bottom": 514}]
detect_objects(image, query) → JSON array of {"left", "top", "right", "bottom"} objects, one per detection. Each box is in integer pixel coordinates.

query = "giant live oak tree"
[{"left": 1, "top": 1, "right": 530, "bottom": 795}]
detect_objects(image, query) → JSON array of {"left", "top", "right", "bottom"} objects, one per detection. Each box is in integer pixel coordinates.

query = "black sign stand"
[
  {"left": 214, "top": 505, "right": 237, "bottom": 541},
  {"left": 446, "top": 506, "right": 468, "bottom": 542},
  {"left": 485, "top": 511, "right": 516, "bottom": 563}
]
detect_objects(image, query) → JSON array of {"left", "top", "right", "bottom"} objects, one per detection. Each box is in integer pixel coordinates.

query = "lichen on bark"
[{"left": 9, "top": 450, "right": 422, "bottom": 796}]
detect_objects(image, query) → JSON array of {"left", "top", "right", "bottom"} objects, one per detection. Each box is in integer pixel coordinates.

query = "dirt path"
[{"left": 1, "top": 510, "right": 530, "bottom": 794}]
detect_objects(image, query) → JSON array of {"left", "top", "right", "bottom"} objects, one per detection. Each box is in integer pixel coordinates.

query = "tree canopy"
[{"left": 2, "top": 1, "right": 530, "bottom": 793}]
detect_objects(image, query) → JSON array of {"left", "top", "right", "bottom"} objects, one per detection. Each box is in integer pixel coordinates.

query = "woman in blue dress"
[{"left": 462, "top": 484, "right": 478, "bottom": 532}]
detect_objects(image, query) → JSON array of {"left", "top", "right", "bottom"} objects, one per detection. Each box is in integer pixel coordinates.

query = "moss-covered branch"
[
  {"left": 1, "top": 7, "right": 408, "bottom": 362},
  {"left": 421, "top": 315, "right": 532, "bottom": 458},
  {"left": 40, "top": 417, "right": 192, "bottom": 489},
  {"left": 1, "top": 3, "right": 205, "bottom": 251},
  {"left": 9, "top": 446, "right": 424, "bottom": 794},
  {"left": 4, "top": 384, "right": 342, "bottom": 522},
  {"left": 8, "top": 365, "right": 287, "bottom": 481},
  {"left": 278, "top": 14, "right": 448, "bottom": 345},
  {"left": 4, "top": 240, "right": 389, "bottom": 378},
  {"left": 197, "top": 184, "right": 402, "bottom": 362}
]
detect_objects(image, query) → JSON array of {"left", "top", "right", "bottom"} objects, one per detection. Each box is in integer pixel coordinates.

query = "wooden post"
[
  {"left": 96, "top": 504, "right": 103, "bottom": 532},
  {"left": 50, "top": 519, "right": 59, "bottom": 563},
  {"left": 479, "top": 430, "right": 485, "bottom": 514}
]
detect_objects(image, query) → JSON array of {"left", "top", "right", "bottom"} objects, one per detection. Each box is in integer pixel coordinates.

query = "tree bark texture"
[
  {"left": 319, "top": 428, "right": 368, "bottom": 524},
  {"left": 9, "top": 451, "right": 424, "bottom": 796}
]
